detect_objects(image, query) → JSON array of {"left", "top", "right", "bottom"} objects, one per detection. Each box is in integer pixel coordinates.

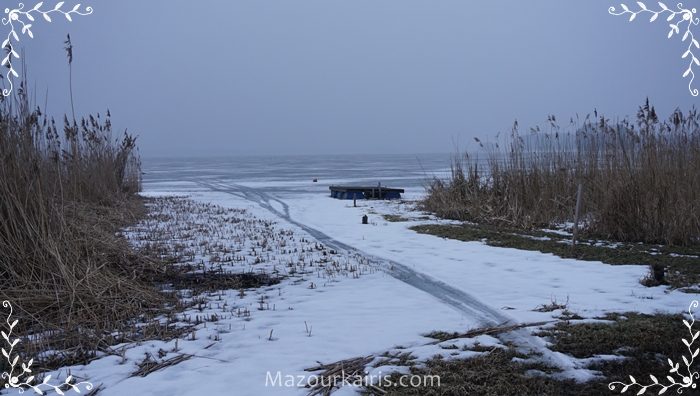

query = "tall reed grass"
[
  {"left": 0, "top": 77, "right": 167, "bottom": 370},
  {"left": 423, "top": 100, "right": 700, "bottom": 246}
]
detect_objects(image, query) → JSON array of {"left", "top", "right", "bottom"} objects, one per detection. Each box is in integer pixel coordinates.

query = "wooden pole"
[{"left": 572, "top": 183, "right": 583, "bottom": 248}]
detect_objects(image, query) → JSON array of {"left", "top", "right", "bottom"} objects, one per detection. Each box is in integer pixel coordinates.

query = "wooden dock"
[{"left": 329, "top": 185, "right": 404, "bottom": 200}]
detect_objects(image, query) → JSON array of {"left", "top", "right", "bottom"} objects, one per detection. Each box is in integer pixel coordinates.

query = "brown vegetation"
[
  {"left": 0, "top": 80, "right": 168, "bottom": 372},
  {"left": 423, "top": 100, "right": 700, "bottom": 246}
]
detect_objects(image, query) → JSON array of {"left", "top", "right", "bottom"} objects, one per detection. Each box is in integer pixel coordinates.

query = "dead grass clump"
[
  {"left": 163, "top": 271, "right": 280, "bottom": 295},
  {"left": 534, "top": 296, "right": 569, "bottom": 313},
  {"left": 305, "top": 355, "right": 376, "bottom": 396},
  {"left": 382, "top": 214, "right": 410, "bottom": 222},
  {"left": 640, "top": 264, "right": 667, "bottom": 287},
  {"left": 423, "top": 100, "right": 700, "bottom": 246},
  {"left": 424, "top": 321, "right": 552, "bottom": 343},
  {"left": 131, "top": 353, "right": 193, "bottom": 378}
]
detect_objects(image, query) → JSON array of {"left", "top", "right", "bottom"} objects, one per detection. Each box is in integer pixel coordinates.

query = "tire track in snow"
[
  {"left": 198, "top": 181, "right": 510, "bottom": 326},
  {"left": 197, "top": 181, "right": 586, "bottom": 375}
]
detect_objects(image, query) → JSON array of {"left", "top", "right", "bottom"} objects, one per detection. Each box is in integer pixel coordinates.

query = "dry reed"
[
  {"left": 423, "top": 99, "right": 700, "bottom": 246},
  {"left": 0, "top": 76, "right": 169, "bottom": 377}
]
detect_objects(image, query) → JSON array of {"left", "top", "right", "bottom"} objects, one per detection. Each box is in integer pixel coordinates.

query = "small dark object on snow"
[
  {"left": 313, "top": 178, "right": 318, "bottom": 182},
  {"left": 652, "top": 264, "right": 666, "bottom": 284},
  {"left": 362, "top": 215, "right": 368, "bottom": 225}
]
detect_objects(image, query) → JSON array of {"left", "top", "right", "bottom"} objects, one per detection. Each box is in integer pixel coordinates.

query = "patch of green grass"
[
  {"left": 373, "top": 313, "right": 689, "bottom": 395},
  {"left": 411, "top": 223, "right": 700, "bottom": 289},
  {"left": 538, "top": 313, "right": 689, "bottom": 394},
  {"left": 539, "top": 313, "right": 685, "bottom": 359},
  {"left": 370, "top": 348, "right": 604, "bottom": 396}
]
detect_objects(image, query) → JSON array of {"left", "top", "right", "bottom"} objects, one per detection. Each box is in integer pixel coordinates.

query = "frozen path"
[{"left": 197, "top": 181, "right": 511, "bottom": 327}]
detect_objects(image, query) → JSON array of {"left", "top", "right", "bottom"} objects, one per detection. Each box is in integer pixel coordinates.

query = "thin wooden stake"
[{"left": 572, "top": 183, "right": 583, "bottom": 248}]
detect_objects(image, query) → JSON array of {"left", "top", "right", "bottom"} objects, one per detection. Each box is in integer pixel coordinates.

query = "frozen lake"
[{"left": 143, "top": 153, "right": 454, "bottom": 200}]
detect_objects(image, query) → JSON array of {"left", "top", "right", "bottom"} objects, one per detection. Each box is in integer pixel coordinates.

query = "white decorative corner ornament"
[
  {"left": 608, "top": 300, "right": 700, "bottom": 394},
  {"left": 609, "top": 2, "right": 700, "bottom": 96},
  {"left": 1, "top": 2, "right": 93, "bottom": 97},
  {"left": 2, "top": 301, "right": 93, "bottom": 395}
]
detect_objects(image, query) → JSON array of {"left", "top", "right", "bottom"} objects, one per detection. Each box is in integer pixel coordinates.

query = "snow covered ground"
[
  {"left": 284, "top": 192, "right": 689, "bottom": 321},
  {"left": 4, "top": 178, "right": 694, "bottom": 395}
]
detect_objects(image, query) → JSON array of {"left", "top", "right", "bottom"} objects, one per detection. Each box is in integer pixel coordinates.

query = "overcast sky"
[{"left": 12, "top": 0, "right": 698, "bottom": 157}]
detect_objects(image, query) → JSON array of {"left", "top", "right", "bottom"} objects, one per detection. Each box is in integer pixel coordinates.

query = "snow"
[
  {"left": 74, "top": 275, "right": 467, "bottom": 396},
  {"left": 5, "top": 178, "right": 695, "bottom": 395},
  {"left": 282, "top": 192, "right": 689, "bottom": 321},
  {"left": 5, "top": 192, "right": 470, "bottom": 396}
]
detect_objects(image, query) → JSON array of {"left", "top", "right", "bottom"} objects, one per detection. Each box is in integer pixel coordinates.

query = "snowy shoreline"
[{"left": 5, "top": 180, "right": 693, "bottom": 396}]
